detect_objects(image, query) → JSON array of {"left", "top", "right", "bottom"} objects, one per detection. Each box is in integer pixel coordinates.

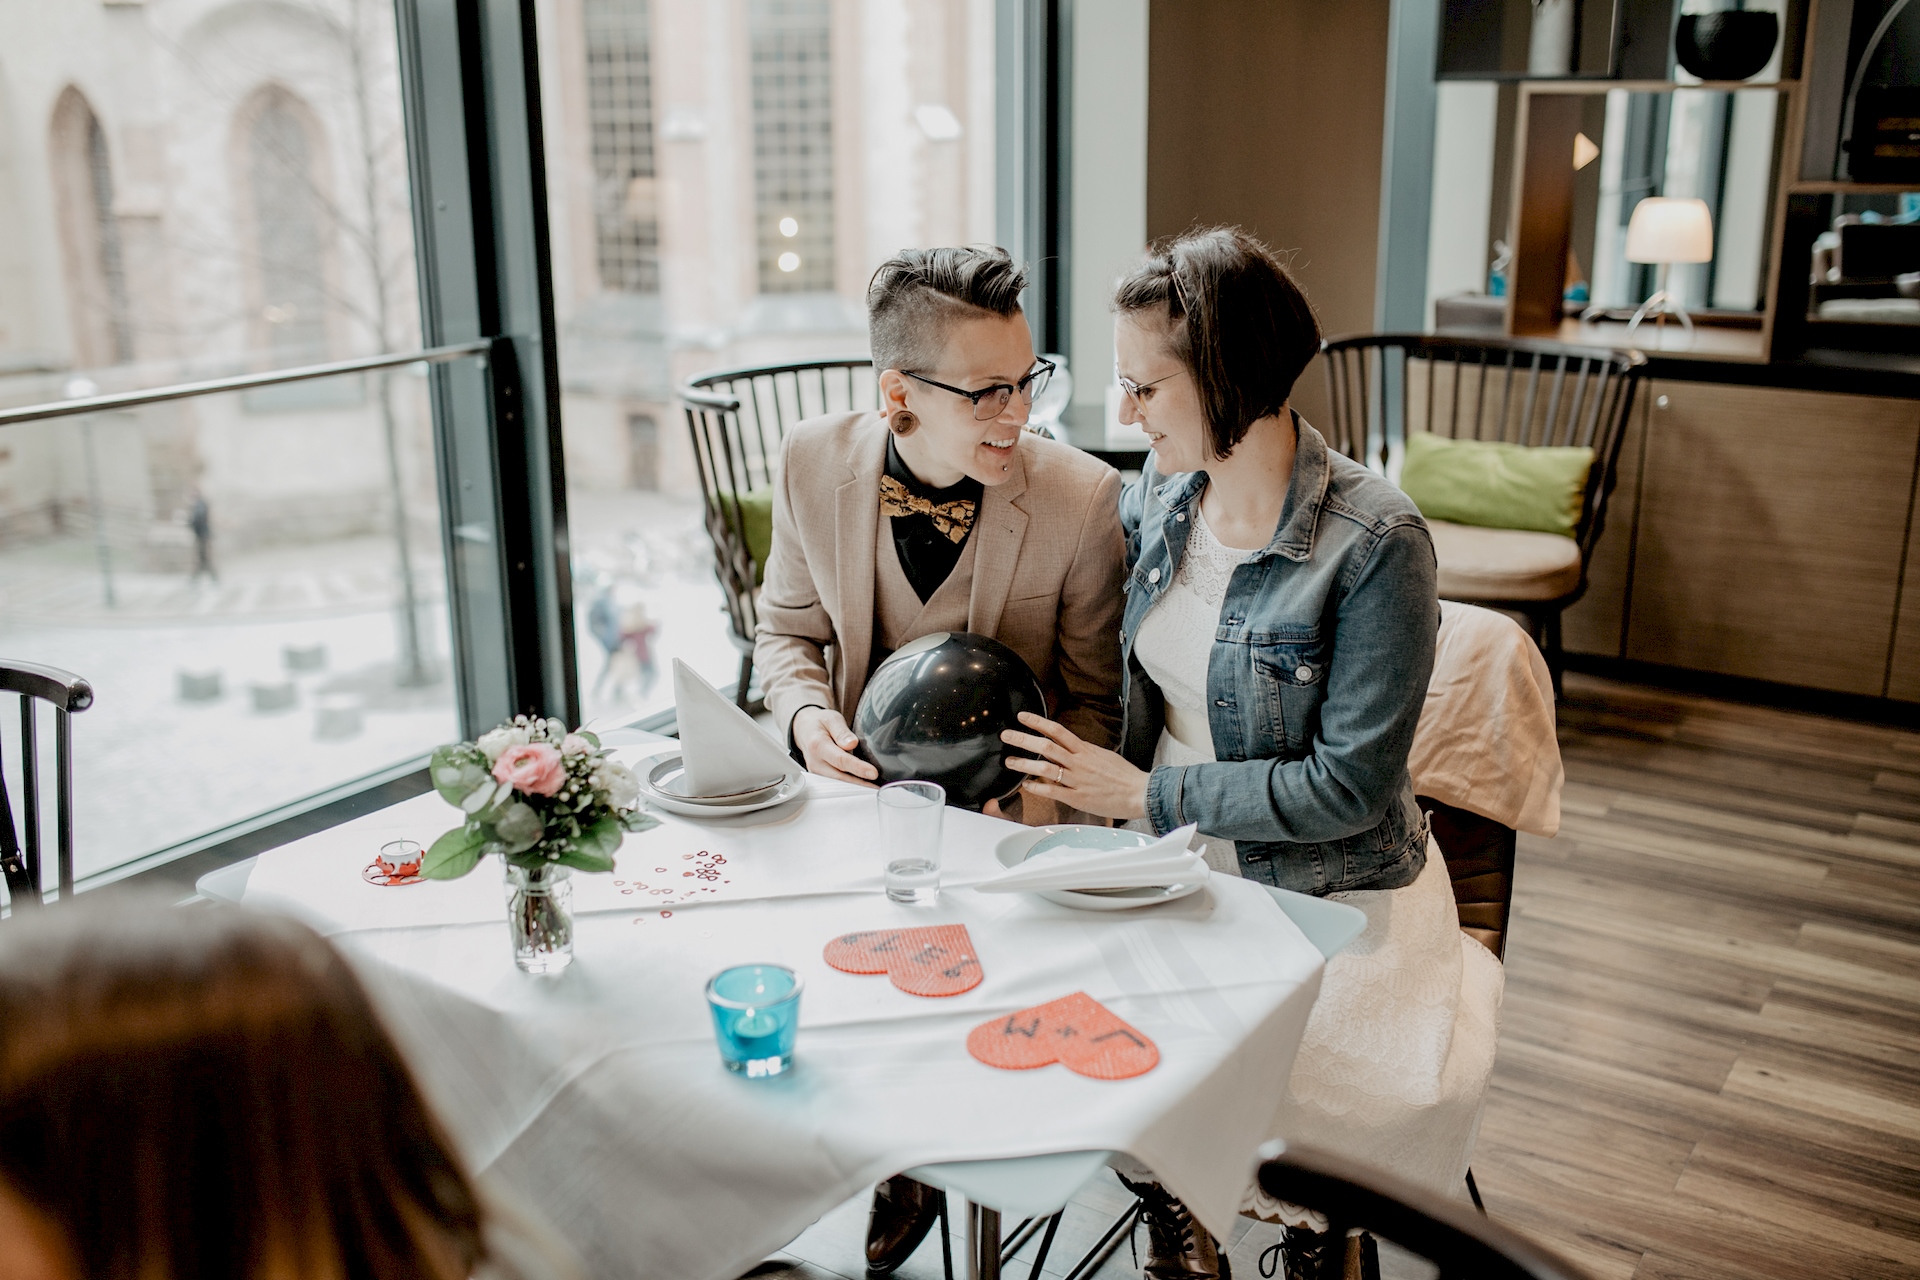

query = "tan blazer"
[{"left": 755, "top": 411, "right": 1125, "bottom": 751}]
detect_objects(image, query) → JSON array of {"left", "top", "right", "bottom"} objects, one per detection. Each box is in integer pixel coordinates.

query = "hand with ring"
[{"left": 1000, "top": 711, "right": 1150, "bottom": 821}]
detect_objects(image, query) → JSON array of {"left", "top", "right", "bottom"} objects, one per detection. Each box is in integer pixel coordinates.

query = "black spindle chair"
[
  {"left": 681, "top": 358, "right": 877, "bottom": 707},
  {"left": 0, "top": 661, "right": 94, "bottom": 912},
  {"left": 1320, "top": 335, "right": 1646, "bottom": 691},
  {"left": 1254, "top": 1143, "right": 1593, "bottom": 1280}
]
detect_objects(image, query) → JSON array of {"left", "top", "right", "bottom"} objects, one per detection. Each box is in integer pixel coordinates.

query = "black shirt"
[{"left": 885, "top": 435, "right": 982, "bottom": 604}]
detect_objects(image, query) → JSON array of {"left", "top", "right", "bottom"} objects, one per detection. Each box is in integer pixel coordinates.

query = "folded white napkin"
[
  {"left": 672, "top": 659, "right": 800, "bottom": 797},
  {"left": 975, "top": 824, "right": 1207, "bottom": 894}
]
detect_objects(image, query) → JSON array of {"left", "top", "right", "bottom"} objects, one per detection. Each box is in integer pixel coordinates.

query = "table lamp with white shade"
[{"left": 1624, "top": 196, "right": 1714, "bottom": 341}]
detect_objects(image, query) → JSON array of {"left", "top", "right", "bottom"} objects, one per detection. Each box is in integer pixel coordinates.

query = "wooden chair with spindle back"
[
  {"left": 1320, "top": 334, "right": 1646, "bottom": 692},
  {"left": 681, "top": 359, "right": 878, "bottom": 707},
  {"left": 0, "top": 661, "right": 94, "bottom": 913}
]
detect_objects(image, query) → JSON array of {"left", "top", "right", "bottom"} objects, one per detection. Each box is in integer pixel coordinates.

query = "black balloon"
[{"left": 854, "top": 631, "right": 1047, "bottom": 809}]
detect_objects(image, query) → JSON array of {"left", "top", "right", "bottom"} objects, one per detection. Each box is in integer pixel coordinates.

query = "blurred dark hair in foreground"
[{"left": 0, "top": 898, "right": 486, "bottom": 1280}]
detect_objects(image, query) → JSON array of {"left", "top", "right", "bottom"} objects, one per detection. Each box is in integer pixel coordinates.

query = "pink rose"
[{"left": 493, "top": 743, "right": 566, "bottom": 797}]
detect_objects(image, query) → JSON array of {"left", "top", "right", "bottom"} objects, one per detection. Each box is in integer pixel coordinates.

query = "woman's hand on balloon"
[
  {"left": 1001, "top": 712, "right": 1150, "bottom": 821},
  {"left": 793, "top": 706, "right": 879, "bottom": 786}
]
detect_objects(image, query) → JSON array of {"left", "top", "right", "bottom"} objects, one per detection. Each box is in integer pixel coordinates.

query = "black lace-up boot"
[{"left": 1116, "top": 1172, "right": 1231, "bottom": 1280}]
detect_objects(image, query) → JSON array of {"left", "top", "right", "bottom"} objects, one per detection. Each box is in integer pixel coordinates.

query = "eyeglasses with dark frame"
[{"left": 900, "top": 360, "right": 1056, "bottom": 422}]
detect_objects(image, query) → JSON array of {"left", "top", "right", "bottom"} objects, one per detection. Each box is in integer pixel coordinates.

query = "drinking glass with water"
[{"left": 877, "top": 780, "right": 944, "bottom": 903}]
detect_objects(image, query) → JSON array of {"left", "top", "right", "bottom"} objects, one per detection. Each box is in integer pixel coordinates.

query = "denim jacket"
[{"left": 1118, "top": 416, "right": 1438, "bottom": 896}]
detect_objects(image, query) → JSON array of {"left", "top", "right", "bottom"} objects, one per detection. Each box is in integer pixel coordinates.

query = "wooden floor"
[{"left": 765, "top": 675, "right": 1920, "bottom": 1280}]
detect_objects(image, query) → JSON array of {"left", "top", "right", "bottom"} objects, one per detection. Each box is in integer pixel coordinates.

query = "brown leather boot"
[
  {"left": 864, "top": 1175, "right": 944, "bottom": 1277},
  {"left": 1117, "top": 1172, "right": 1231, "bottom": 1280}
]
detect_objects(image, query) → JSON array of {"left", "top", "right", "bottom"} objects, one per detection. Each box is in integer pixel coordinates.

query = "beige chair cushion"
[{"left": 1428, "top": 519, "right": 1582, "bottom": 602}]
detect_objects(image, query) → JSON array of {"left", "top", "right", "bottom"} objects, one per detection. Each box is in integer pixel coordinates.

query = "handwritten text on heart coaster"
[
  {"left": 822, "top": 925, "right": 983, "bottom": 997},
  {"left": 966, "top": 992, "right": 1158, "bottom": 1079}
]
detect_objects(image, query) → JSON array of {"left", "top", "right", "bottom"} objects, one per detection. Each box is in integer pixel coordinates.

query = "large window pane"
[
  {"left": 0, "top": 0, "right": 453, "bottom": 882},
  {"left": 536, "top": 0, "right": 998, "bottom": 725}
]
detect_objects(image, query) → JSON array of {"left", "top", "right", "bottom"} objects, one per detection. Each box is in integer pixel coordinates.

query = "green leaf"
[
  {"left": 430, "top": 744, "right": 485, "bottom": 805},
  {"left": 421, "top": 825, "right": 487, "bottom": 880},
  {"left": 617, "top": 808, "right": 660, "bottom": 834},
  {"left": 576, "top": 729, "right": 601, "bottom": 748},
  {"left": 554, "top": 845, "right": 617, "bottom": 874},
  {"left": 581, "top": 811, "right": 624, "bottom": 857},
  {"left": 493, "top": 800, "right": 545, "bottom": 853}
]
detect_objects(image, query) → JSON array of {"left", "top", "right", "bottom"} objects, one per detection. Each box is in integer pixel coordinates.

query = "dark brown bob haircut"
[
  {"left": 1113, "top": 226, "right": 1322, "bottom": 459},
  {"left": 0, "top": 899, "right": 485, "bottom": 1280},
  {"left": 868, "top": 245, "right": 1028, "bottom": 374}
]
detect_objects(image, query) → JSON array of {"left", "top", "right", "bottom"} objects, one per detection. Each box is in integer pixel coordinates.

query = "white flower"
[
  {"left": 601, "top": 761, "right": 640, "bottom": 808},
  {"left": 545, "top": 717, "right": 568, "bottom": 742},
  {"left": 561, "top": 733, "right": 593, "bottom": 756},
  {"left": 478, "top": 725, "right": 533, "bottom": 761}
]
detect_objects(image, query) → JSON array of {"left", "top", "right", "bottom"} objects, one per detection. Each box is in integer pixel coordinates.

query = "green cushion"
[
  {"left": 1399, "top": 432, "right": 1594, "bottom": 537},
  {"left": 717, "top": 487, "right": 775, "bottom": 585}
]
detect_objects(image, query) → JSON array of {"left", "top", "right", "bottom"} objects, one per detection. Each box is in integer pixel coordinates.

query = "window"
[
  {"left": 749, "top": 0, "right": 835, "bottom": 294},
  {"left": 585, "top": 0, "right": 660, "bottom": 295},
  {"left": 47, "top": 88, "right": 134, "bottom": 368},
  {"left": 0, "top": 0, "right": 461, "bottom": 892},
  {"left": 540, "top": 0, "right": 996, "bottom": 729},
  {"left": 244, "top": 88, "right": 332, "bottom": 363},
  {"left": 0, "top": 0, "right": 1034, "bottom": 896}
]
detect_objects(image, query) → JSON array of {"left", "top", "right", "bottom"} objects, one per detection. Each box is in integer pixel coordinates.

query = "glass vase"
[{"left": 504, "top": 862, "right": 574, "bottom": 974}]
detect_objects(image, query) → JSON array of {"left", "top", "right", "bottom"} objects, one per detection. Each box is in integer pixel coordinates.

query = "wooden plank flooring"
[
  {"left": 761, "top": 675, "right": 1920, "bottom": 1280},
  {"left": 1476, "top": 675, "right": 1920, "bottom": 1280}
]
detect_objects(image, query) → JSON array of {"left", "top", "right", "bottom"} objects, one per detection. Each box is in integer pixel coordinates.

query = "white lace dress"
[{"left": 1128, "top": 507, "right": 1504, "bottom": 1201}]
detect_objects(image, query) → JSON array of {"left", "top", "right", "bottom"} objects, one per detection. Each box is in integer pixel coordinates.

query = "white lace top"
[{"left": 1127, "top": 505, "right": 1260, "bottom": 874}]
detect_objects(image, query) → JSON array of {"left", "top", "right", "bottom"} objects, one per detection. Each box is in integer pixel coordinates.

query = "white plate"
[
  {"left": 644, "top": 755, "right": 786, "bottom": 805},
  {"left": 990, "top": 825, "right": 1205, "bottom": 911},
  {"left": 641, "top": 770, "right": 807, "bottom": 819}
]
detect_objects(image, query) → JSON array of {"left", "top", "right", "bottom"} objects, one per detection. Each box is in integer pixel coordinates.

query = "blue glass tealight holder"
[{"left": 706, "top": 964, "right": 802, "bottom": 1078}]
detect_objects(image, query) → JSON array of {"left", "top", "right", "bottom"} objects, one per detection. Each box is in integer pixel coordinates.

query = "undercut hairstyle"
[
  {"left": 0, "top": 899, "right": 486, "bottom": 1280},
  {"left": 1112, "top": 226, "right": 1322, "bottom": 459},
  {"left": 868, "top": 245, "right": 1028, "bottom": 374}
]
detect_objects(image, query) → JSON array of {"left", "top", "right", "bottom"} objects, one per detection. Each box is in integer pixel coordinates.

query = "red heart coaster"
[
  {"left": 966, "top": 992, "right": 1159, "bottom": 1080},
  {"left": 823, "top": 925, "right": 983, "bottom": 997}
]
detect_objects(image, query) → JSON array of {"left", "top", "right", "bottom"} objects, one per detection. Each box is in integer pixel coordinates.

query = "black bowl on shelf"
[{"left": 1675, "top": 11, "right": 1779, "bottom": 82}]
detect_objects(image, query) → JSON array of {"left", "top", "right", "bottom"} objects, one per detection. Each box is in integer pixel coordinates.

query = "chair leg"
[
  {"left": 938, "top": 1192, "right": 954, "bottom": 1280},
  {"left": 1057, "top": 1199, "right": 1141, "bottom": 1280},
  {"left": 735, "top": 651, "right": 754, "bottom": 710}
]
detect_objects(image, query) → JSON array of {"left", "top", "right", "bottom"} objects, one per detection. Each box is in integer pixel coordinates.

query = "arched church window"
[
  {"left": 245, "top": 89, "right": 330, "bottom": 362},
  {"left": 48, "top": 87, "right": 134, "bottom": 367},
  {"left": 585, "top": 0, "right": 660, "bottom": 294}
]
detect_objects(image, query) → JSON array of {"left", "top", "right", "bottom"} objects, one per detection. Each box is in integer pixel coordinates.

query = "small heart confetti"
[{"left": 966, "top": 992, "right": 1157, "bottom": 1079}]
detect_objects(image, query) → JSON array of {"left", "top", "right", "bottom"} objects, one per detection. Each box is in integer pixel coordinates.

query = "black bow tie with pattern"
[{"left": 879, "top": 475, "right": 976, "bottom": 544}]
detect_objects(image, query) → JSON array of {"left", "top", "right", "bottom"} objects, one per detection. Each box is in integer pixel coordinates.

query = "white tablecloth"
[{"left": 244, "top": 751, "right": 1327, "bottom": 1280}]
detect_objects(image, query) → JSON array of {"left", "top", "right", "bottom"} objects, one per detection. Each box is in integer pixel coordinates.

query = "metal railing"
[{"left": 0, "top": 340, "right": 493, "bottom": 427}]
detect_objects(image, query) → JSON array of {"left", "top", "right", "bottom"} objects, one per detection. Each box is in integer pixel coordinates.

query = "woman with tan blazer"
[{"left": 754, "top": 246, "right": 1125, "bottom": 793}]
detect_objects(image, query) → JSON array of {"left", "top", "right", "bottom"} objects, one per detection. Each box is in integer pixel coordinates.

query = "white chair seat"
[{"left": 1428, "top": 519, "right": 1582, "bottom": 603}]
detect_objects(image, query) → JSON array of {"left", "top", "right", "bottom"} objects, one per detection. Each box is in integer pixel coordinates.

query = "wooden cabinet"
[
  {"left": 1886, "top": 504, "right": 1920, "bottom": 702},
  {"left": 1617, "top": 380, "right": 1920, "bottom": 696}
]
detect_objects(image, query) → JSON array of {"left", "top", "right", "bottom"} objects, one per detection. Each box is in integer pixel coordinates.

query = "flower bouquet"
[{"left": 424, "top": 716, "right": 658, "bottom": 972}]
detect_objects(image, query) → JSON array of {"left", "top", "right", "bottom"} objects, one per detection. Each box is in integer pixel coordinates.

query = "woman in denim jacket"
[{"left": 1005, "top": 229, "right": 1503, "bottom": 1280}]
